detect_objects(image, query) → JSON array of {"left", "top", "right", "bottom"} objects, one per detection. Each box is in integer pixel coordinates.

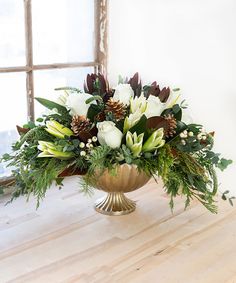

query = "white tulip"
[
  {"left": 113, "top": 83, "right": 134, "bottom": 106},
  {"left": 97, "top": 121, "right": 123, "bottom": 149},
  {"left": 65, "top": 92, "right": 96, "bottom": 117},
  {"left": 145, "top": 95, "right": 165, "bottom": 118}
]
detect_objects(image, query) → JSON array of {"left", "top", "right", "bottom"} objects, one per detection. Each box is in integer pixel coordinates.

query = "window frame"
[{"left": 0, "top": 0, "right": 108, "bottom": 184}]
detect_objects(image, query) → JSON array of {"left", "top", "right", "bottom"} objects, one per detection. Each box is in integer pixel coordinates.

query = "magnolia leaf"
[
  {"left": 35, "top": 97, "right": 68, "bottom": 114},
  {"left": 175, "top": 120, "right": 187, "bottom": 134},
  {"left": 16, "top": 125, "right": 30, "bottom": 135},
  {"left": 87, "top": 104, "right": 102, "bottom": 122},
  {"left": 146, "top": 116, "right": 169, "bottom": 131}
]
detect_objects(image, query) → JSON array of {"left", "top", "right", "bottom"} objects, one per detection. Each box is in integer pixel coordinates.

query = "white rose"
[
  {"left": 65, "top": 92, "right": 96, "bottom": 117},
  {"left": 113, "top": 83, "right": 134, "bottom": 106},
  {"left": 144, "top": 95, "right": 165, "bottom": 118},
  {"left": 97, "top": 121, "right": 123, "bottom": 149}
]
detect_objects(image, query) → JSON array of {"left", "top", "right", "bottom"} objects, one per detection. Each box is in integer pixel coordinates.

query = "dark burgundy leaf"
[
  {"left": 147, "top": 81, "right": 161, "bottom": 98},
  {"left": 16, "top": 125, "right": 29, "bottom": 135},
  {"left": 159, "top": 87, "right": 170, "bottom": 102}
]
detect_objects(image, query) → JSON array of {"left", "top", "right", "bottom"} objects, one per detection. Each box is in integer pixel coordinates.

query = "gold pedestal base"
[{"left": 94, "top": 192, "right": 136, "bottom": 216}]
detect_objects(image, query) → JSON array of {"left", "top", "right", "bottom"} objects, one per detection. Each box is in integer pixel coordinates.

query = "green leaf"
[
  {"left": 36, "top": 117, "right": 44, "bottom": 123},
  {"left": 129, "top": 115, "right": 148, "bottom": 136},
  {"left": 222, "top": 194, "right": 227, "bottom": 201},
  {"left": 55, "top": 87, "right": 81, "bottom": 93},
  {"left": 35, "top": 97, "right": 68, "bottom": 114},
  {"left": 87, "top": 104, "right": 102, "bottom": 122},
  {"left": 85, "top": 95, "right": 103, "bottom": 104},
  {"left": 23, "top": 121, "right": 36, "bottom": 129},
  {"left": 217, "top": 158, "right": 233, "bottom": 171}
]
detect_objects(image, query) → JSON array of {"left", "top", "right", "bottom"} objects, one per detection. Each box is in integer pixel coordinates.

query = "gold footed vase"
[{"left": 94, "top": 164, "right": 151, "bottom": 216}]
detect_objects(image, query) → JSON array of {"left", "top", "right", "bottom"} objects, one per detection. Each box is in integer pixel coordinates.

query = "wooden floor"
[{"left": 0, "top": 177, "right": 236, "bottom": 283}]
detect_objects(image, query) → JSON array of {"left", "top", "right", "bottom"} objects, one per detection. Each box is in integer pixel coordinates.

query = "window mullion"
[
  {"left": 24, "top": 0, "right": 34, "bottom": 122},
  {"left": 94, "top": 0, "right": 108, "bottom": 75}
]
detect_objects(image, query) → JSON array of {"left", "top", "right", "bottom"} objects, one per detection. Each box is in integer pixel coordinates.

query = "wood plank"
[{"left": 0, "top": 177, "right": 235, "bottom": 283}]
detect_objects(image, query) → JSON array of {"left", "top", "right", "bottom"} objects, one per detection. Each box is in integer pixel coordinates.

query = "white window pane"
[
  {"left": 32, "top": 0, "right": 95, "bottom": 64},
  {"left": 0, "top": 0, "right": 25, "bottom": 67},
  {"left": 34, "top": 67, "right": 94, "bottom": 118},
  {"left": 0, "top": 73, "right": 27, "bottom": 177}
]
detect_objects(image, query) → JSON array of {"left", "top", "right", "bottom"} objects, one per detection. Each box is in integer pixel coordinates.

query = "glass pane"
[
  {"left": 34, "top": 67, "right": 94, "bottom": 118},
  {"left": 32, "top": 0, "right": 95, "bottom": 64},
  {"left": 0, "top": 73, "right": 27, "bottom": 178},
  {"left": 0, "top": 0, "right": 25, "bottom": 67}
]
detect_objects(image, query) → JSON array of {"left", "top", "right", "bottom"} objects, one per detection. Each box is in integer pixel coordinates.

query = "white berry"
[
  {"left": 87, "top": 139, "right": 92, "bottom": 143},
  {"left": 197, "top": 134, "right": 202, "bottom": 140},
  {"left": 188, "top": 131, "right": 194, "bottom": 137},
  {"left": 79, "top": 142, "right": 85, "bottom": 148},
  {"left": 92, "top": 136, "right": 97, "bottom": 142},
  {"left": 181, "top": 139, "right": 186, "bottom": 145},
  {"left": 80, "top": 151, "right": 86, "bottom": 156}
]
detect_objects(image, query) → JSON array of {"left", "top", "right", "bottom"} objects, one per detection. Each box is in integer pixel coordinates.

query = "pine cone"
[
  {"left": 95, "top": 111, "right": 106, "bottom": 122},
  {"left": 71, "top": 115, "right": 91, "bottom": 136},
  {"left": 104, "top": 98, "right": 126, "bottom": 121},
  {"left": 164, "top": 114, "right": 177, "bottom": 138}
]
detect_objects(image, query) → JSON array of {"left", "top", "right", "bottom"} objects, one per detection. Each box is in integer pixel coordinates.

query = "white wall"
[{"left": 108, "top": 0, "right": 236, "bottom": 194}]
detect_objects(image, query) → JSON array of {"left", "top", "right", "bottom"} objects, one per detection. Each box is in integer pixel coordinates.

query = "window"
[{"left": 0, "top": 0, "right": 108, "bottom": 179}]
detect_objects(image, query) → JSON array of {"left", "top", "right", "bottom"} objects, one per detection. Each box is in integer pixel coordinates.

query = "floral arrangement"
[{"left": 1, "top": 73, "right": 233, "bottom": 212}]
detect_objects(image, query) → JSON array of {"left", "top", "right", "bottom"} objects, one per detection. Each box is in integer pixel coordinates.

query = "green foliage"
[
  {"left": 54, "top": 86, "right": 82, "bottom": 93},
  {"left": 35, "top": 97, "right": 68, "bottom": 114},
  {"left": 87, "top": 104, "right": 104, "bottom": 122},
  {"left": 129, "top": 115, "right": 148, "bottom": 136}
]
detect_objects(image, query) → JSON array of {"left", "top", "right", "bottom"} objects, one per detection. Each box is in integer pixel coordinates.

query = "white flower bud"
[
  {"left": 87, "top": 139, "right": 92, "bottom": 143},
  {"left": 79, "top": 142, "right": 85, "bottom": 148},
  {"left": 183, "top": 130, "right": 188, "bottom": 135},
  {"left": 92, "top": 136, "right": 97, "bottom": 142},
  {"left": 181, "top": 139, "right": 186, "bottom": 145},
  {"left": 86, "top": 143, "right": 90, "bottom": 148},
  {"left": 202, "top": 135, "right": 207, "bottom": 140},
  {"left": 89, "top": 144, "right": 94, "bottom": 148},
  {"left": 80, "top": 151, "right": 86, "bottom": 156}
]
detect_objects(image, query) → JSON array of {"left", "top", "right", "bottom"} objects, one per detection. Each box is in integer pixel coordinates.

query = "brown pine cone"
[
  {"left": 104, "top": 98, "right": 126, "bottom": 121},
  {"left": 71, "top": 115, "right": 91, "bottom": 136},
  {"left": 164, "top": 114, "right": 177, "bottom": 138},
  {"left": 95, "top": 111, "right": 106, "bottom": 122}
]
